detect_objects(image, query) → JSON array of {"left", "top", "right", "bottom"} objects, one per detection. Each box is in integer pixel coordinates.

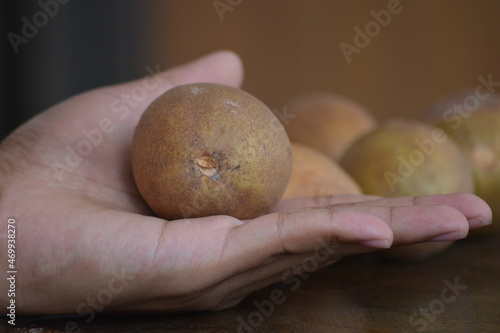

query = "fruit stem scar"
[{"left": 195, "top": 156, "right": 219, "bottom": 179}]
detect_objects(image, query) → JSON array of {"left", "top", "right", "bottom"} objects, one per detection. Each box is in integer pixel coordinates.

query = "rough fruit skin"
[
  {"left": 282, "top": 143, "right": 361, "bottom": 199},
  {"left": 131, "top": 83, "right": 293, "bottom": 220},
  {"left": 437, "top": 109, "right": 500, "bottom": 232},
  {"left": 340, "top": 119, "right": 475, "bottom": 261},
  {"left": 284, "top": 93, "right": 376, "bottom": 160}
]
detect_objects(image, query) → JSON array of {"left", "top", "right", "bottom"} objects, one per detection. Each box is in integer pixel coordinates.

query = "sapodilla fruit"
[
  {"left": 131, "top": 83, "right": 293, "bottom": 220},
  {"left": 437, "top": 108, "right": 499, "bottom": 233},
  {"left": 284, "top": 93, "right": 377, "bottom": 161},
  {"left": 282, "top": 143, "right": 362, "bottom": 199},
  {"left": 340, "top": 119, "right": 475, "bottom": 261}
]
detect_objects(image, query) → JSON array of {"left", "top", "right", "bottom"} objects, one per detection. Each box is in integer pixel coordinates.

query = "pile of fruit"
[{"left": 131, "top": 83, "right": 499, "bottom": 261}]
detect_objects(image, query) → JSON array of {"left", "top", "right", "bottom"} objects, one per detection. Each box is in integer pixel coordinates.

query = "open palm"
[{"left": 0, "top": 51, "right": 492, "bottom": 316}]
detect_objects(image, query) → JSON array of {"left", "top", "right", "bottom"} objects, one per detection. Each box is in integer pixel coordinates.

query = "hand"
[{"left": 0, "top": 50, "right": 492, "bottom": 316}]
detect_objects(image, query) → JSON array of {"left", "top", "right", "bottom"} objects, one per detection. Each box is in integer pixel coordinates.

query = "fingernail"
[
  {"left": 468, "top": 216, "right": 492, "bottom": 229},
  {"left": 360, "top": 239, "right": 391, "bottom": 249},
  {"left": 429, "top": 231, "right": 467, "bottom": 242}
]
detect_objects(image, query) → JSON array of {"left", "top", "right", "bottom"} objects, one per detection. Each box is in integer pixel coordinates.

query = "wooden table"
[{"left": 3, "top": 231, "right": 500, "bottom": 333}]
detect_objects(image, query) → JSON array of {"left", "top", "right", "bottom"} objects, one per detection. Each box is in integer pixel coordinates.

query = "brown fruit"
[
  {"left": 284, "top": 93, "right": 376, "bottom": 160},
  {"left": 437, "top": 108, "right": 500, "bottom": 233},
  {"left": 131, "top": 83, "right": 293, "bottom": 220},
  {"left": 340, "top": 119, "right": 474, "bottom": 197},
  {"left": 282, "top": 143, "right": 362, "bottom": 199},
  {"left": 340, "top": 119, "right": 475, "bottom": 261}
]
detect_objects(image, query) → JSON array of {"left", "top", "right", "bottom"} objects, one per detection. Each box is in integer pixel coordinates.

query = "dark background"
[
  {"left": 2, "top": 1, "right": 500, "bottom": 140},
  {"left": 1, "top": 0, "right": 150, "bottom": 140}
]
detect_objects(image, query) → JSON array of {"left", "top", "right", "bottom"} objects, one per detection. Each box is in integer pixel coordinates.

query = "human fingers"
[
  {"left": 97, "top": 202, "right": 470, "bottom": 313},
  {"left": 340, "top": 204, "right": 471, "bottom": 245},
  {"left": 355, "top": 193, "right": 492, "bottom": 230},
  {"left": 273, "top": 193, "right": 492, "bottom": 230},
  {"left": 271, "top": 194, "right": 381, "bottom": 213},
  {"left": 215, "top": 207, "right": 393, "bottom": 281},
  {"left": 182, "top": 202, "right": 472, "bottom": 311},
  {"left": 220, "top": 200, "right": 476, "bottom": 279},
  {"left": 147, "top": 209, "right": 390, "bottom": 312}
]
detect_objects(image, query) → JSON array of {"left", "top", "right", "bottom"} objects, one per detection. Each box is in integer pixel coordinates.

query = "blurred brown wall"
[{"left": 148, "top": 0, "right": 500, "bottom": 121}]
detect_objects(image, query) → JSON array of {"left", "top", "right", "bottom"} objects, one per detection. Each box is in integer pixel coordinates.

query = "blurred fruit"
[
  {"left": 424, "top": 90, "right": 500, "bottom": 124},
  {"left": 340, "top": 119, "right": 474, "bottom": 196},
  {"left": 437, "top": 108, "right": 500, "bottom": 233},
  {"left": 131, "top": 83, "right": 292, "bottom": 220},
  {"left": 340, "top": 119, "right": 475, "bottom": 261},
  {"left": 282, "top": 143, "right": 362, "bottom": 199},
  {"left": 284, "top": 93, "right": 377, "bottom": 160}
]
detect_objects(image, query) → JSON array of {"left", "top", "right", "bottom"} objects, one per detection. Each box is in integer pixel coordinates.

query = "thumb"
[{"left": 111, "top": 49, "right": 244, "bottom": 110}]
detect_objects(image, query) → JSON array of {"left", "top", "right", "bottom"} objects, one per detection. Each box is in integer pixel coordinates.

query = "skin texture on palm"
[{"left": 0, "top": 51, "right": 493, "bottom": 315}]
